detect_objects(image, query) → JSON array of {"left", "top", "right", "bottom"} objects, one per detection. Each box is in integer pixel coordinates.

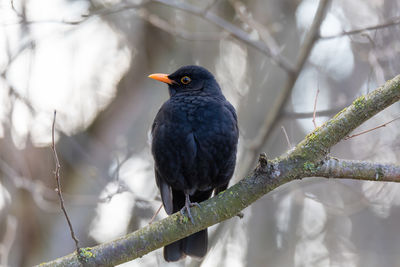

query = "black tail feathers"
[{"left": 163, "top": 229, "right": 208, "bottom": 262}]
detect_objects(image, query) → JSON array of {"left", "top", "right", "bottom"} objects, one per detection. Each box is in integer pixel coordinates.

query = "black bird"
[{"left": 148, "top": 65, "right": 238, "bottom": 262}]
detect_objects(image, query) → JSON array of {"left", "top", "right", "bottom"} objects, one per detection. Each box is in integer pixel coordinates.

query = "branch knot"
[{"left": 256, "top": 153, "right": 269, "bottom": 173}]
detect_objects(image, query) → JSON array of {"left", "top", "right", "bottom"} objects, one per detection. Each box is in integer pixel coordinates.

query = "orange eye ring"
[{"left": 181, "top": 76, "right": 191, "bottom": 84}]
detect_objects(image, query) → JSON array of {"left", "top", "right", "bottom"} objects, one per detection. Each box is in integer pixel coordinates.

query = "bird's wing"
[
  {"left": 155, "top": 169, "right": 173, "bottom": 214},
  {"left": 223, "top": 100, "right": 238, "bottom": 128},
  {"left": 153, "top": 130, "right": 197, "bottom": 213},
  {"left": 151, "top": 101, "right": 198, "bottom": 199}
]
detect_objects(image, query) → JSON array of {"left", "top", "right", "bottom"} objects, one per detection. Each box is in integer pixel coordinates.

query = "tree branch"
[
  {"left": 51, "top": 111, "right": 80, "bottom": 252},
  {"left": 36, "top": 74, "right": 400, "bottom": 267},
  {"left": 344, "top": 116, "right": 400, "bottom": 140},
  {"left": 311, "top": 157, "right": 400, "bottom": 182},
  {"left": 320, "top": 16, "right": 400, "bottom": 40}
]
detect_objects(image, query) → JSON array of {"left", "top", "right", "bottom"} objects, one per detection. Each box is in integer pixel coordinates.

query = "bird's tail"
[{"left": 164, "top": 229, "right": 208, "bottom": 262}]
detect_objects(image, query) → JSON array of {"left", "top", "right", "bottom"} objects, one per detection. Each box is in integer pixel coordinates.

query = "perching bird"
[{"left": 148, "top": 65, "right": 238, "bottom": 262}]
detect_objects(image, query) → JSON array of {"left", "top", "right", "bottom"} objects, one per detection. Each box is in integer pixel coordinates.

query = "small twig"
[
  {"left": 99, "top": 151, "right": 136, "bottom": 202},
  {"left": 320, "top": 16, "right": 400, "bottom": 40},
  {"left": 10, "top": 0, "right": 23, "bottom": 18},
  {"left": 51, "top": 111, "right": 80, "bottom": 252},
  {"left": 344, "top": 116, "right": 400, "bottom": 140},
  {"left": 282, "top": 106, "right": 344, "bottom": 119},
  {"left": 312, "top": 88, "right": 320, "bottom": 128},
  {"left": 1, "top": 40, "right": 36, "bottom": 77},
  {"left": 149, "top": 204, "right": 163, "bottom": 224},
  {"left": 281, "top": 126, "right": 292, "bottom": 149}
]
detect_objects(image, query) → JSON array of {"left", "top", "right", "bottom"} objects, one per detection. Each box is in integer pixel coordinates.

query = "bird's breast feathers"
[
  {"left": 154, "top": 96, "right": 237, "bottom": 138},
  {"left": 151, "top": 95, "right": 237, "bottom": 168}
]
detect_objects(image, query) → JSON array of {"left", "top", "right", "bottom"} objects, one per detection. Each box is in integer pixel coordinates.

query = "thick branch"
[
  {"left": 311, "top": 158, "right": 400, "bottom": 182},
  {"left": 36, "top": 74, "right": 400, "bottom": 267}
]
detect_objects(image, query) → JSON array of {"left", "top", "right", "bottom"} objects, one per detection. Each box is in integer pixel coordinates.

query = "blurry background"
[{"left": 1, "top": 0, "right": 400, "bottom": 266}]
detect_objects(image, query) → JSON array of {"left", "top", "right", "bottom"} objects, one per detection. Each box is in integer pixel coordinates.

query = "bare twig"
[
  {"left": 282, "top": 106, "right": 344, "bottom": 119},
  {"left": 99, "top": 151, "right": 136, "bottom": 202},
  {"left": 312, "top": 88, "right": 320, "bottom": 128},
  {"left": 10, "top": 0, "right": 22, "bottom": 17},
  {"left": 281, "top": 126, "right": 292, "bottom": 149},
  {"left": 4, "top": 81, "right": 36, "bottom": 114},
  {"left": 320, "top": 16, "right": 400, "bottom": 40},
  {"left": 344, "top": 116, "right": 400, "bottom": 140},
  {"left": 1, "top": 39, "right": 35, "bottom": 76},
  {"left": 149, "top": 204, "right": 163, "bottom": 224},
  {"left": 51, "top": 111, "right": 80, "bottom": 251}
]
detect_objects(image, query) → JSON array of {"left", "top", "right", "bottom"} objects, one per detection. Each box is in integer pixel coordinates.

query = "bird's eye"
[{"left": 181, "top": 76, "right": 191, "bottom": 84}]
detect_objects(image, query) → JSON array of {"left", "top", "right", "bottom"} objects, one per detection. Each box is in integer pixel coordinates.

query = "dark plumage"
[{"left": 149, "top": 65, "right": 238, "bottom": 262}]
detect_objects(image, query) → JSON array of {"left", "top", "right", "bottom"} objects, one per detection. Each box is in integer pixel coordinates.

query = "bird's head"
[{"left": 148, "top": 65, "right": 222, "bottom": 96}]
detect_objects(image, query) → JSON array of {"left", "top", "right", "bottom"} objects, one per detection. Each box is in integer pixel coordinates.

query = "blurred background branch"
[
  {"left": 1, "top": 0, "right": 400, "bottom": 266},
  {"left": 320, "top": 15, "right": 400, "bottom": 40},
  {"left": 239, "top": 0, "right": 330, "bottom": 178}
]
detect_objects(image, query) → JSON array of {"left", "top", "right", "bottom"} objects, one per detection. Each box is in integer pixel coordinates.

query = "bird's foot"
[{"left": 180, "top": 194, "right": 200, "bottom": 224}]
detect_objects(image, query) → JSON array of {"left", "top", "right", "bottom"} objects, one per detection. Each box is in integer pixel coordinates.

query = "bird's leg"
[{"left": 180, "top": 193, "right": 201, "bottom": 224}]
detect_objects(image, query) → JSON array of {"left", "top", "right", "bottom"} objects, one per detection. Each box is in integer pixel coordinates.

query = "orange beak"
[{"left": 148, "top": 73, "right": 175, "bottom": 85}]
